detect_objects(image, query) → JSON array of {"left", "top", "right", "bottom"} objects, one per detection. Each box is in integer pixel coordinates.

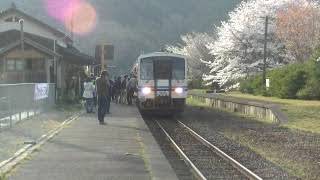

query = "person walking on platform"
[
  {"left": 83, "top": 77, "right": 95, "bottom": 113},
  {"left": 126, "top": 75, "right": 138, "bottom": 105},
  {"left": 95, "top": 71, "right": 111, "bottom": 125},
  {"left": 90, "top": 74, "right": 97, "bottom": 112},
  {"left": 106, "top": 78, "right": 113, "bottom": 114},
  {"left": 112, "top": 77, "right": 117, "bottom": 101},
  {"left": 120, "top": 75, "right": 128, "bottom": 104},
  {"left": 113, "top": 77, "right": 122, "bottom": 103}
]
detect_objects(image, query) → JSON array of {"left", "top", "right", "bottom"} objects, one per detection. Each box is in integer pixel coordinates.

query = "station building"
[{"left": 0, "top": 4, "right": 96, "bottom": 97}]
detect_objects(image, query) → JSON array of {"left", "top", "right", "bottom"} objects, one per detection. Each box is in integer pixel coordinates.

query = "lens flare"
[
  {"left": 64, "top": 1, "right": 97, "bottom": 35},
  {"left": 44, "top": 0, "right": 81, "bottom": 22},
  {"left": 44, "top": 0, "right": 97, "bottom": 35}
]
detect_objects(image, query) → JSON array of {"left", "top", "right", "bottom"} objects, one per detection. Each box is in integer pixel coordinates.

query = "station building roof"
[
  {"left": 0, "top": 5, "right": 72, "bottom": 44},
  {"left": 0, "top": 30, "right": 96, "bottom": 65}
]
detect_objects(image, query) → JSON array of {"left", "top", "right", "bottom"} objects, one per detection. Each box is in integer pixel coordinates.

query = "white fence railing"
[{"left": 0, "top": 83, "right": 55, "bottom": 130}]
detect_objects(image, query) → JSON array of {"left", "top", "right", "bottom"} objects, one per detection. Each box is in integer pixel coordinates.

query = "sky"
[{"left": 0, "top": 0, "right": 241, "bottom": 72}]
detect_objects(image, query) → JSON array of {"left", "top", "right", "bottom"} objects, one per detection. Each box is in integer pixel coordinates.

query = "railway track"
[{"left": 155, "top": 118, "right": 263, "bottom": 180}]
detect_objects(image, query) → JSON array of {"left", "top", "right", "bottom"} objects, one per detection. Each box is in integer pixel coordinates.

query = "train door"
[{"left": 153, "top": 59, "right": 172, "bottom": 106}]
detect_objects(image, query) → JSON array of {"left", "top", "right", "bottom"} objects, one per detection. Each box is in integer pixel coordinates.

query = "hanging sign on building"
[{"left": 34, "top": 83, "right": 49, "bottom": 100}]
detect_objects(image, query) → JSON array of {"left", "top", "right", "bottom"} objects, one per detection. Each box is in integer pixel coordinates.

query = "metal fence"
[{"left": 0, "top": 83, "right": 55, "bottom": 130}]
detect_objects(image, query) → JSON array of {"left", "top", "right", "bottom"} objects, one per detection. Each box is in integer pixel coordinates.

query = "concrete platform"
[{"left": 8, "top": 103, "right": 178, "bottom": 180}]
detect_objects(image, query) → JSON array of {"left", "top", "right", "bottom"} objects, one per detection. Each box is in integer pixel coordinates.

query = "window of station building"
[
  {"left": 26, "top": 59, "right": 33, "bottom": 70},
  {"left": 16, "top": 60, "right": 26, "bottom": 71},
  {"left": 5, "top": 59, "right": 33, "bottom": 71},
  {"left": 6, "top": 59, "right": 15, "bottom": 71},
  {"left": 0, "top": 60, "right": 3, "bottom": 72},
  {"left": 32, "top": 59, "right": 45, "bottom": 70}
]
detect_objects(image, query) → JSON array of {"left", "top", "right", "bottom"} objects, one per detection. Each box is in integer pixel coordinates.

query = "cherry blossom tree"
[
  {"left": 276, "top": 1, "right": 320, "bottom": 62},
  {"left": 166, "top": 32, "right": 214, "bottom": 79},
  {"left": 205, "top": 0, "right": 320, "bottom": 87},
  {"left": 168, "top": 0, "right": 320, "bottom": 88}
]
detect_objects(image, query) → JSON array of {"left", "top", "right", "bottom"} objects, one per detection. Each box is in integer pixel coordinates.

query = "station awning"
[{"left": 59, "top": 46, "right": 97, "bottom": 65}]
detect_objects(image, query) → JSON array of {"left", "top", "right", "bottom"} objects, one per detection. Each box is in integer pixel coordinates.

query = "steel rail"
[
  {"left": 177, "top": 120, "right": 263, "bottom": 180},
  {"left": 155, "top": 120, "right": 207, "bottom": 180}
]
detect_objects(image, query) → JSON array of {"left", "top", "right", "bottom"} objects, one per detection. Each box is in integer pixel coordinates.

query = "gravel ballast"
[
  {"left": 158, "top": 119, "right": 247, "bottom": 180},
  {"left": 179, "top": 106, "right": 318, "bottom": 179},
  {"left": 143, "top": 116, "right": 195, "bottom": 180}
]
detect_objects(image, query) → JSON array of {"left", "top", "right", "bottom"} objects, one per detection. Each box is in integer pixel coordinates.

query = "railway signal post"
[{"left": 95, "top": 44, "right": 115, "bottom": 74}]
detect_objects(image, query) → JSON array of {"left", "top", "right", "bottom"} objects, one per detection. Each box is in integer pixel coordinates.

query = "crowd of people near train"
[{"left": 82, "top": 70, "right": 138, "bottom": 125}]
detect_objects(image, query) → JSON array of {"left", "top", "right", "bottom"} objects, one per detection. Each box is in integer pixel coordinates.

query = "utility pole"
[
  {"left": 19, "top": 19, "right": 24, "bottom": 53},
  {"left": 262, "top": 16, "right": 269, "bottom": 93},
  {"left": 54, "top": 40, "right": 58, "bottom": 103},
  {"left": 19, "top": 19, "right": 25, "bottom": 82},
  {"left": 101, "top": 45, "right": 105, "bottom": 71}
]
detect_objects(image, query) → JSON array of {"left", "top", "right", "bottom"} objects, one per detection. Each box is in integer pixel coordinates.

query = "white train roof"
[{"left": 138, "top": 52, "right": 185, "bottom": 60}]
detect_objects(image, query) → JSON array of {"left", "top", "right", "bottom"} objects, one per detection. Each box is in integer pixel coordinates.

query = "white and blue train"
[{"left": 132, "top": 52, "right": 188, "bottom": 114}]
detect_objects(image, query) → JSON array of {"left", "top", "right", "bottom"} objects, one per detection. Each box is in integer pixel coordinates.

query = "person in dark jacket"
[
  {"left": 113, "top": 76, "right": 122, "bottom": 103},
  {"left": 95, "top": 71, "right": 111, "bottom": 125}
]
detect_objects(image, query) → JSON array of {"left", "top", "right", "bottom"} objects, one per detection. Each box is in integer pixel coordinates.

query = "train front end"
[{"left": 137, "top": 53, "right": 188, "bottom": 114}]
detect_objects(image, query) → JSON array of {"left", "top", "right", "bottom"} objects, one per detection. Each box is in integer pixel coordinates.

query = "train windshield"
[
  {"left": 140, "top": 57, "right": 185, "bottom": 80},
  {"left": 172, "top": 59, "right": 185, "bottom": 80},
  {"left": 140, "top": 59, "right": 154, "bottom": 80}
]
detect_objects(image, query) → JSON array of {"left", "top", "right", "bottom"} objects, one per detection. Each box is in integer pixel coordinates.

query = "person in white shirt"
[{"left": 83, "top": 77, "right": 95, "bottom": 113}]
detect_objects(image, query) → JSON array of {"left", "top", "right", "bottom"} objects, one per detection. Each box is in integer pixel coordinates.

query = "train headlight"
[
  {"left": 175, "top": 87, "right": 183, "bottom": 94},
  {"left": 142, "top": 87, "right": 152, "bottom": 95}
]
